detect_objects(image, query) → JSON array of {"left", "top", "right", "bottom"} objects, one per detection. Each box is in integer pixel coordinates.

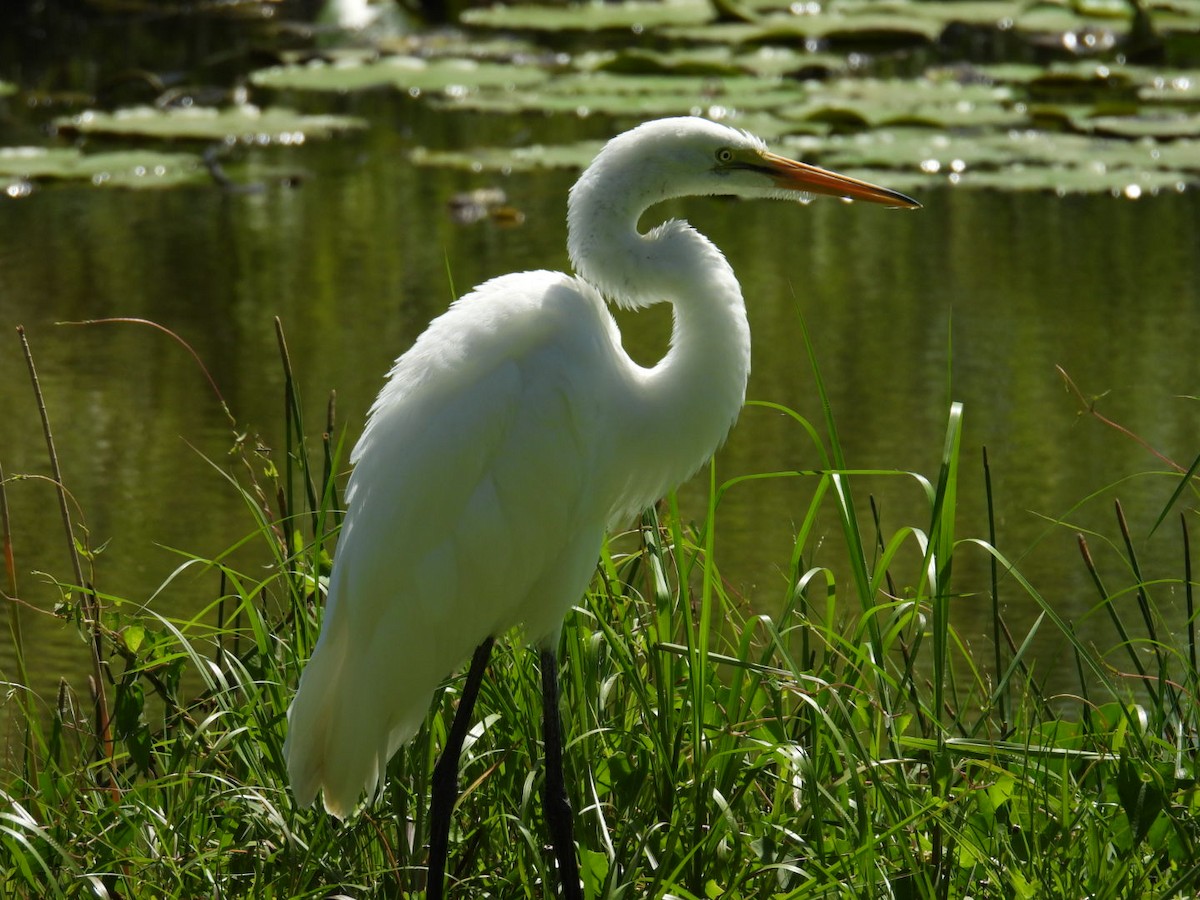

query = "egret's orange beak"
[{"left": 760, "top": 150, "right": 921, "bottom": 209}]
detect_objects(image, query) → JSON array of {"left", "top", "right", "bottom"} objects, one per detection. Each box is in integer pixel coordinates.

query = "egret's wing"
[{"left": 285, "top": 272, "right": 622, "bottom": 817}]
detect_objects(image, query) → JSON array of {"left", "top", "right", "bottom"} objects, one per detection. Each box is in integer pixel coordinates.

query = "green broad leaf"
[
  {"left": 984, "top": 774, "right": 1017, "bottom": 814},
  {"left": 0, "top": 146, "right": 207, "bottom": 190},
  {"left": 114, "top": 681, "right": 146, "bottom": 739},
  {"left": 54, "top": 104, "right": 366, "bottom": 143},
  {"left": 251, "top": 55, "right": 548, "bottom": 94},
  {"left": 122, "top": 624, "right": 147, "bottom": 654},
  {"left": 1117, "top": 754, "right": 1166, "bottom": 845},
  {"left": 578, "top": 848, "right": 609, "bottom": 894}
]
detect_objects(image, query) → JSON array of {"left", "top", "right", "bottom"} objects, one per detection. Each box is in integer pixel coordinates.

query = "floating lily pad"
[
  {"left": 0, "top": 146, "right": 204, "bottom": 191},
  {"left": 1082, "top": 110, "right": 1200, "bottom": 137},
  {"left": 781, "top": 126, "right": 1200, "bottom": 193},
  {"left": 817, "top": 14, "right": 946, "bottom": 46},
  {"left": 953, "top": 166, "right": 1189, "bottom": 195},
  {"left": 408, "top": 134, "right": 912, "bottom": 192},
  {"left": 663, "top": 8, "right": 944, "bottom": 45},
  {"left": 54, "top": 104, "right": 367, "bottom": 143},
  {"left": 779, "top": 77, "right": 1023, "bottom": 130},
  {"left": 251, "top": 55, "right": 548, "bottom": 94},
  {"left": 903, "top": 0, "right": 1022, "bottom": 28},
  {"left": 461, "top": 0, "right": 712, "bottom": 31},
  {"left": 411, "top": 139, "right": 606, "bottom": 172},
  {"left": 588, "top": 47, "right": 752, "bottom": 78},
  {"left": 435, "top": 70, "right": 803, "bottom": 118},
  {"left": 1013, "top": 3, "right": 1128, "bottom": 36},
  {"left": 1138, "top": 71, "right": 1200, "bottom": 103},
  {"left": 374, "top": 32, "right": 547, "bottom": 63},
  {"left": 735, "top": 46, "right": 849, "bottom": 79},
  {"left": 1151, "top": 0, "right": 1200, "bottom": 34}
]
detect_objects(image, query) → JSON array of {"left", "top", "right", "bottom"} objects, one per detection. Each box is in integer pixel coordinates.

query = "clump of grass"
[{"left": 1, "top": 319, "right": 1197, "bottom": 898}]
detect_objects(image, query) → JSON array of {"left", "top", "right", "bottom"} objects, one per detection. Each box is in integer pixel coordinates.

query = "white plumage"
[{"left": 284, "top": 116, "right": 918, "bottom": 829}]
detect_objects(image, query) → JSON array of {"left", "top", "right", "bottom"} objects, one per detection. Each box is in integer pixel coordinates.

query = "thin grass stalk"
[
  {"left": 16, "top": 325, "right": 117, "bottom": 795},
  {"left": 869, "top": 495, "right": 898, "bottom": 601},
  {"left": 928, "top": 402, "right": 964, "bottom": 729},
  {"left": 1184, "top": 514, "right": 1195, "bottom": 690},
  {"left": 0, "top": 458, "right": 38, "bottom": 786},
  {"left": 1113, "top": 500, "right": 1160, "bottom": 647},
  {"left": 1077, "top": 533, "right": 1156, "bottom": 705},
  {"left": 1072, "top": 634, "right": 1092, "bottom": 730},
  {"left": 1149, "top": 450, "right": 1200, "bottom": 538},
  {"left": 275, "top": 317, "right": 297, "bottom": 534},
  {"left": 275, "top": 316, "right": 322, "bottom": 544},
  {"left": 982, "top": 446, "right": 1009, "bottom": 729},
  {"left": 792, "top": 305, "right": 897, "bottom": 763},
  {"left": 323, "top": 390, "right": 340, "bottom": 529},
  {"left": 1112, "top": 499, "right": 1178, "bottom": 724},
  {"left": 665, "top": 481, "right": 714, "bottom": 894},
  {"left": 215, "top": 571, "right": 227, "bottom": 664}
]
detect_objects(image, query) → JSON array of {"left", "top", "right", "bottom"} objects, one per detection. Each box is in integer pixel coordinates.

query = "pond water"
[{"left": 1, "top": 101, "right": 1198, "bottom": 723}]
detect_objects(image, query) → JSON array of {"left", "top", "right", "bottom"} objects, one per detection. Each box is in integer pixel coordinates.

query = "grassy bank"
[{"left": 2, "top": 321, "right": 1198, "bottom": 899}]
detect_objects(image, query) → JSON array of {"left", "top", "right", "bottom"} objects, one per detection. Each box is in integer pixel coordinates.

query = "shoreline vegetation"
[{"left": 2, "top": 318, "right": 1197, "bottom": 898}]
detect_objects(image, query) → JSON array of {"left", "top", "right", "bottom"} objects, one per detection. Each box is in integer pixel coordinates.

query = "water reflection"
[{"left": 1, "top": 105, "right": 1198, "bottom": 723}]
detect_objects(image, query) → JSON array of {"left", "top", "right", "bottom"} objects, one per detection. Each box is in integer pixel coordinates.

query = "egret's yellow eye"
[{"left": 715, "top": 148, "right": 734, "bottom": 164}]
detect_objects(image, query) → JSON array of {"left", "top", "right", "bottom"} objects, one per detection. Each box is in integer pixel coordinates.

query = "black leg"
[
  {"left": 540, "top": 648, "right": 582, "bottom": 900},
  {"left": 427, "top": 636, "right": 495, "bottom": 900}
]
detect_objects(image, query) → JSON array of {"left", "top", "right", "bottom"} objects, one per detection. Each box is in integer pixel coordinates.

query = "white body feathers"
[{"left": 283, "top": 116, "right": 917, "bottom": 818}]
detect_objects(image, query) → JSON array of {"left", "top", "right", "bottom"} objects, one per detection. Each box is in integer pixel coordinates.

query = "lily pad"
[
  {"left": 779, "top": 77, "right": 1023, "bottom": 130},
  {"left": 1014, "top": 4, "right": 1124, "bottom": 33},
  {"left": 250, "top": 55, "right": 548, "bottom": 94},
  {"left": 953, "top": 166, "right": 1189, "bottom": 195},
  {"left": 408, "top": 134, "right": 910, "bottom": 191},
  {"left": 54, "top": 104, "right": 366, "bottom": 143},
  {"left": 663, "top": 8, "right": 944, "bottom": 45},
  {"left": 1082, "top": 111, "right": 1200, "bottom": 138},
  {"left": 587, "top": 47, "right": 753, "bottom": 78},
  {"left": 1138, "top": 72, "right": 1200, "bottom": 103},
  {"left": 783, "top": 127, "right": 1200, "bottom": 193},
  {"left": 411, "top": 139, "right": 606, "bottom": 172},
  {"left": 0, "top": 146, "right": 204, "bottom": 191},
  {"left": 461, "top": 0, "right": 712, "bottom": 32},
  {"left": 435, "top": 70, "right": 803, "bottom": 118},
  {"left": 373, "top": 32, "right": 547, "bottom": 63}
]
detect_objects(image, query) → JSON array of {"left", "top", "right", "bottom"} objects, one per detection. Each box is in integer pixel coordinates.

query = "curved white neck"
[{"left": 567, "top": 182, "right": 752, "bottom": 520}]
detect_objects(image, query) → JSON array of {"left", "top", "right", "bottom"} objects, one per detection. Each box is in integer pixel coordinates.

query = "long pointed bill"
[{"left": 760, "top": 150, "right": 921, "bottom": 209}]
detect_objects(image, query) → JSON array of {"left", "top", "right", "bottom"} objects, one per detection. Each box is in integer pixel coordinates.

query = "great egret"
[{"left": 284, "top": 116, "right": 919, "bottom": 898}]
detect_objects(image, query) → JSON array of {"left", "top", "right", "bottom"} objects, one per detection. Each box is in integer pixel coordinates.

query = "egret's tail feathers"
[{"left": 284, "top": 611, "right": 435, "bottom": 818}]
